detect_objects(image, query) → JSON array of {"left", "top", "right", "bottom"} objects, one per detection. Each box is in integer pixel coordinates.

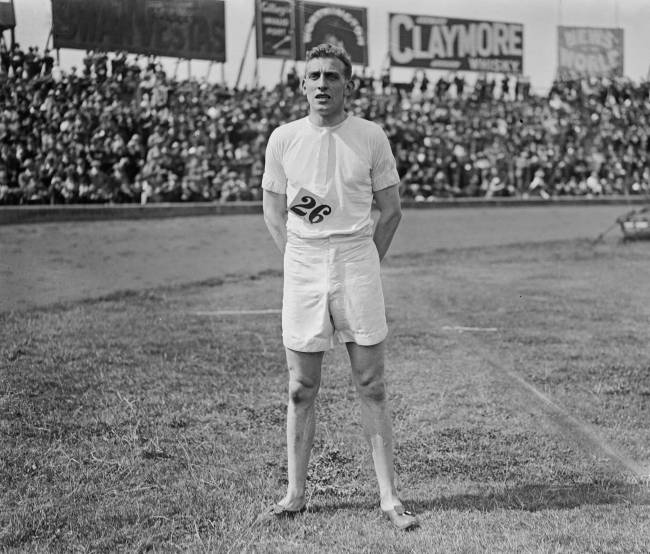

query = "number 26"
[{"left": 290, "top": 195, "right": 332, "bottom": 224}]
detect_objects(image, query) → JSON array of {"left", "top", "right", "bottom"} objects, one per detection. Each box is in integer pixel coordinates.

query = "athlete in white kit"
[{"left": 261, "top": 43, "right": 418, "bottom": 530}]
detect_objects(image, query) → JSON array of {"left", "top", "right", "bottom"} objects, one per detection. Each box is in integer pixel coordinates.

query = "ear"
[
  {"left": 301, "top": 77, "right": 307, "bottom": 96},
  {"left": 345, "top": 78, "right": 355, "bottom": 96}
]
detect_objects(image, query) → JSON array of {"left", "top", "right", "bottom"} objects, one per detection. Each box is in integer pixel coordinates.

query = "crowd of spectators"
[{"left": 1, "top": 42, "right": 649, "bottom": 205}]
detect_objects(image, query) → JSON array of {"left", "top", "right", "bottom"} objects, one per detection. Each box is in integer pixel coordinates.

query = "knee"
[
  {"left": 288, "top": 377, "right": 319, "bottom": 406},
  {"left": 356, "top": 374, "right": 386, "bottom": 403}
]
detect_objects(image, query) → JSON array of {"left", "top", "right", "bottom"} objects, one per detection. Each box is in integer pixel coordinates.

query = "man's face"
[{"left": 302, "top": 57, "right": 352, "bottom": 118}]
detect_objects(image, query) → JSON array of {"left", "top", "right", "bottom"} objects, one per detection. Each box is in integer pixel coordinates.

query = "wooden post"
[
  {"left": 279, "top": 58, "right": 287, "bottom": 85},
  {"left": 221, "top": 62, "right": 226, "bottom": 85},
  {"left": 187, "top": 59, "right": 191, "bottom": 80},
  {"left": 44, "top": 28, "right": 53, "bottom": 53},
  {"left": 235, "top": 19, "right": 255, "bottom": 89},
  {"left": 173, "top": 58, "right": 180, "bottom": 80},
  {"left": 206, "top": 61, "right": 214, "bottom": 81}
]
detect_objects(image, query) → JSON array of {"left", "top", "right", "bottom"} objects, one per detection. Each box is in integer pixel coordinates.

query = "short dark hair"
[{"left": 305, "top": 43, "right": 352, "bottom": 80}]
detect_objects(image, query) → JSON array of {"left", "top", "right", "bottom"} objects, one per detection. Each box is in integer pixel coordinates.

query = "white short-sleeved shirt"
[{"left": 262, "top": 114, "right": 400, "bottom": 238}]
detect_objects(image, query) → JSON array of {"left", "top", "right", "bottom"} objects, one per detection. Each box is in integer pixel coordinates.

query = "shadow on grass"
[
  {"left": 8, "top": 268, "right": 285, "bottom": 315},
  {"left": 307, "top": 482, "right": 649, "bottom": 515}
]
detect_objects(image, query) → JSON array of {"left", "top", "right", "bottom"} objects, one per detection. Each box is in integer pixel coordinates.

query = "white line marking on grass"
[
  {"left": 442, "top": 326, "right": 499, "bottom": 332},
  {"left": 480, "top": 353, "right": 649, "bottom": 481},
  {"left": 506, "top": 369, "right": 648, "bottom": 480},
  {"left": 189, "top": 309, "right": 281, "bottom": 316}
]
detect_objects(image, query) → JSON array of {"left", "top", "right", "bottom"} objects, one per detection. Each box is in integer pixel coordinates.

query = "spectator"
[
  {"left": 380, "top": 67, "right": 391, "bottom": 94},
  {"left": 526, "top": 168, "right": 550, "bottom": 199},
  {"left": 0, "top": 41, "right": 10, "bottom": 75},
  {"left": 286, "top": 65, "right": 300, "bottom": 91},
  {"left": 42, "top": 49, "right": 55, "bottom": 76},
  {"left": 454, "top": 73, "right": 465, "bottom": 98},
  {"left": 10, "top": 43, "right": 25, "bottom": 78}
]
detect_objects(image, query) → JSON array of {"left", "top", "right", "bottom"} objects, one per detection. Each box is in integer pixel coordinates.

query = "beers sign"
[{"left": 389, "top": 13, "right": 524, "bottom": 74}]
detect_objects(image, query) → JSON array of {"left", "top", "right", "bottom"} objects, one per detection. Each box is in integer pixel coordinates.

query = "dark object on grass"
[
  {"left": 591, "top": 206, "right": 650, "bottom": 244},
  {"left": 617, "top": 206, "right": 650, "bottom": 241}
]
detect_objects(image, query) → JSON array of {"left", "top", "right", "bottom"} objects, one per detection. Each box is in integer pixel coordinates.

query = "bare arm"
[
  {"left": 263, "top": 189, "right": 288, "bottom": 254},
  {"left": 373, "top": 184, "right": 402, "bottom": 261}
]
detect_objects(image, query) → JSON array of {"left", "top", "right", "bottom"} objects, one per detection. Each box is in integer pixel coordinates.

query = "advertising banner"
[
  {"left": 296, "top": 2, "right": 368, "bottom": 65},
  {"left": 557, "top": 26, "right": 624, "bottom": 79},
  {"left": 0, "top": 0, "right": 16, "bottom": 31},
  {"left": 389, "top": 13, "right": 524, "bottom": 74},
  {"left": 51, "top": 0, "right": 226, "bottom": 61},
  {"left": 255, "top": 0, "right": 296, "bottom": 59}
]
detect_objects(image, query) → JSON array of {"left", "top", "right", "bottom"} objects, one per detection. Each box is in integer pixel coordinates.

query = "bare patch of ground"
[{"left": 0, "top": 205, "right": 634, "bottom": 312}]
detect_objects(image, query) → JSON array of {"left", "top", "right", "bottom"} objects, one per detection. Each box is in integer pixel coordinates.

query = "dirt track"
[{"left": 0, "top": 205, "right": 632, "bottom": 313}]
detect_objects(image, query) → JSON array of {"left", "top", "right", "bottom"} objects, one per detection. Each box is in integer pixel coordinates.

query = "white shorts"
[{"left": 282, "top": 232, "right": 388, "bottom": 352}]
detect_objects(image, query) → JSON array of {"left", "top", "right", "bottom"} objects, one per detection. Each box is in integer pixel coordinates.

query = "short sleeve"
[
  {"left": 261, "top": 129, "right": 287, "bottom": 194},
  {"left": 370, "top": 128, "right": 400, "bottom": 192}
]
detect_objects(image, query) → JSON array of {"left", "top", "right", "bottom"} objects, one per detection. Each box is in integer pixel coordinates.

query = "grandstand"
[
  {"left": 1, "top": 46, "right": 648, "bottom": 205},
  {"left": 1, "top": 1, "right": 649, "bottom": 205}
]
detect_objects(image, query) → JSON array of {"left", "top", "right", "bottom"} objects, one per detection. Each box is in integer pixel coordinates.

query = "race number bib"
[{"left": 288, "top": 188, "right": 333, "bottom": 224}]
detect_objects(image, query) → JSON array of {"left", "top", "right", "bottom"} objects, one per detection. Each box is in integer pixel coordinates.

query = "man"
[{"left": 261, "top": 44, "right": 418, "bottom": 530}]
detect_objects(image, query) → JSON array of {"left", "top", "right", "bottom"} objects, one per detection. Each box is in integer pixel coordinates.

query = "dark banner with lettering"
[
  {"left": 51, "top": 0, "right": 226, "bottom": 61},
  {"left": 0, "top": 0, "right": 16, "bottom": 30},
  {"left": 389, "top": 13, "right": 524, "bottom": 74},
  {"left": 557, "top": 26, "right": 623, "bottom": 79},
  {"left": 296, "top": 2, "right": 368, "bottom": 65},
  {"left": 256, "top": 0, "right": 296, "bottom": 59}
]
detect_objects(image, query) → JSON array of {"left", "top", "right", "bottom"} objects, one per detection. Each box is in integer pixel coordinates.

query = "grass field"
[{"left": 2, "top": 233, "right": 650, "bottom": 552}]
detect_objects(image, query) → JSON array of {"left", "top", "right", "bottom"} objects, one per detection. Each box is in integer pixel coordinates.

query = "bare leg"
[
  {"left": 346, "top": 341, "right": 401, "bottom": 511},
  {"left": 279, "top": 348, "right": 324, "bottom": 510}
]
